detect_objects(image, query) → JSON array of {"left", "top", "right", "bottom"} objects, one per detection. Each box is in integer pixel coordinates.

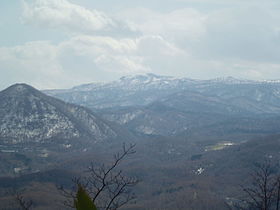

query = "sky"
[{"left": 1, "top": 0, "right": 280, "bottom": 90}]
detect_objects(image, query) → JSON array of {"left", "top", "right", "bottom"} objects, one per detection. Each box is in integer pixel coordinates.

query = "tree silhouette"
[
  {"left": 59, "top": 143, "right": 139, "bottom": 210},
  {"left": 234, "top": 160, "right": 280, "bottom": 210}
]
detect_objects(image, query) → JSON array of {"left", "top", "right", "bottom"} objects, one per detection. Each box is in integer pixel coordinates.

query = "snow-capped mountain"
[
  {"left": 205, "top": 76, "right": 257, "bottom": 84},
  {"left": 45, "top": 74, "right": 280, "bottom": 113},
  {"left": 42, "top": 74, "right": 280, "bottom": 136}
]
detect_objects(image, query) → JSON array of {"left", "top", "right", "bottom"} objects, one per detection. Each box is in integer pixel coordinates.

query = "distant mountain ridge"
[
  {"left": 44, "top": 73, "right": 280, "bottom": 113},
  {"left": 45, "top": 74, "right": 272, "bottom": 94},
  {"left": 42, "top": 74, "right": 280, "bottom": 136}
]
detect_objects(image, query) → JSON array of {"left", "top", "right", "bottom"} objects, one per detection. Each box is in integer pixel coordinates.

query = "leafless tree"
[
  {"left": 233, "top": 160, "right": 280, "bottom": 210},
  {"left": 59, "top": 143, "right": 139, "bottom": 210}
]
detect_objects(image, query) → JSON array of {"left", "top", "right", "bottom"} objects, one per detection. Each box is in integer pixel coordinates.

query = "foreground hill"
[
  {"left": 0, "top": 83, "right": 117, "bottom": 144},
  {"left": 0, "top": 83, "right": 134, "bottom": 177}
]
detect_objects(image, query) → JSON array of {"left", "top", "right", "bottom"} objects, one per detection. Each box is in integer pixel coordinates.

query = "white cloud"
[
  {"left": 2, "top": 0, "right": 280, "bottom": 89},
  {"left": 119, "top": 5, "right": 280, "bottom": 64},
  {"left": 60, "top": 35, "right": 138, "bottom": 55},
  {"left": 136, "top": 35, "right": 186, "bottom": 56},
  {"left": 118, "top": 8, "right": 206, "bottom": 43},
  {"left": 58, "top": 35, "right": 147, "bottom": 74},
  {"left": 94, "top": 55, "right": 149, "bottom": 74},
  {"left": 195, "top": 6, "right": 280, "bottom": 62},
  {"left": 0, "top": 41, "right": 64, "bottom": 89},
  {"left": 175, "top": 0, "right": 279, "bottom": 5},
  {"left": 57, "top": 35, "right": 183, "bottom": 74},
  {"left": 21, "top": 0, "right": 120, "bottom": 34},
  {"left": 0, "top": 32, "right": 188, "bottom": 89}
]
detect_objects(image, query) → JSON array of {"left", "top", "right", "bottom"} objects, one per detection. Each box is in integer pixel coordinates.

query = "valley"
[{"left": 1, "top": 74, "right": 280, "bottom": 209}]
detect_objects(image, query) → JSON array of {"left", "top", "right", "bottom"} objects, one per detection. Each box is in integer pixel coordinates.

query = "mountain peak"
[
  {"left": 2, "top": 83, "right": 38, "bottom": 96},
  {"left": 7, "top": 83, "right": 33, "bottom": 89},
  {"left": 119, "top": 73, "right": 174, "bottom": 84},
  {"left": 0, "top": 84, "right": 118, "bottom": 144}
]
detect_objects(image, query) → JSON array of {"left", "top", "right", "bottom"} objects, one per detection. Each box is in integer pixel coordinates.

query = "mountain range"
[
  {"left": 44, "top": 74, "right": 280, "bottom": 136},
  {"left": 44, "top": 74, "right": 280, "bottom": 112},
  {"left": 2, "top": 74, "right": 280, "bottom": 209}
]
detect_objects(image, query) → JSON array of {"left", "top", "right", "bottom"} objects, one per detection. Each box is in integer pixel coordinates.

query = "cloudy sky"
[{"left": 1, "top": 0, "right": 280, "bottom": 90}]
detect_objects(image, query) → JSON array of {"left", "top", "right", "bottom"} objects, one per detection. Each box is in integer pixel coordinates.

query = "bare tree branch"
[
  {"left": 235, "top": 160, "right": 280, "bottom": 210},
  {"left": 59, "top": 143, "right": 138, "bottom": 210}
]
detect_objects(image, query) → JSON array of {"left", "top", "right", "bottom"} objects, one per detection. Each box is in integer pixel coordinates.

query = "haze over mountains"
[
  {"left": 1, "top": 74, "right": 280, "bottom": 209},
  {"left": 45, "top": 74, "right": 280, "bottom": 136},
  {"left": 45, "top": 73, "right": 280, "bottom": 113},
  {"left": 2, "top": 0, "right": 280, "bottom": 208}
]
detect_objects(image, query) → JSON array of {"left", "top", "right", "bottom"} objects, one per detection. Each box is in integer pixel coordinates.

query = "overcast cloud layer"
[{"left": 0, "top": 0, "right": 280, "bottom": 89}]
